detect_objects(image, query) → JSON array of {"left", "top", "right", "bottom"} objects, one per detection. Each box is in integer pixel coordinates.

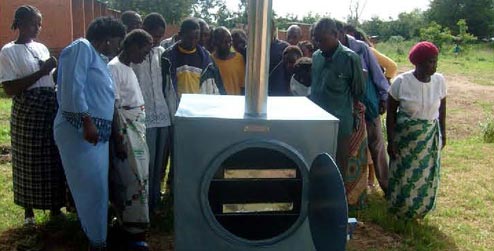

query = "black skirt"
[{"left": 11, "top": 87, "right": 66, "bottom": 209}]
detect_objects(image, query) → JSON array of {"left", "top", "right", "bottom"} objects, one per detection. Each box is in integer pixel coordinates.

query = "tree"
[
  {"left": 275, "top": 13, "right": 300, "bottom": 30},
  {"left": 427, "top": 0, "right": 494, "bottom": 38},
  {"left": 216, "top": 0, "right": 247, "bottom": 28},
  {"left": 300, "top": 12, "right": 326, "bottom": 25},
  {"left": 193, "top": 0, "right": 226, "bottom": 24},
  {"left": 419, "top": 21, "right": 453, "bottom": 48},
  {"left": 455, "top": 19, "right": 476, "bottom": 44},
  {"left": 361, "top": 9, "right": 426, "bottom": 41},
  {"left": 106, "top": 0, "right": 197, "bottom": 24},
  {"left": 392, "top": 10, "right": 426, "bottom": 39},
  {"left": 347, "top": 0, "right": 367, "bottom": 26}
]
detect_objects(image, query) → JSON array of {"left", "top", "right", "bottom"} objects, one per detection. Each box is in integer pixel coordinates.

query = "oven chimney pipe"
[{"left": 244, "top": 0, "right": 272, "bottom": 117}]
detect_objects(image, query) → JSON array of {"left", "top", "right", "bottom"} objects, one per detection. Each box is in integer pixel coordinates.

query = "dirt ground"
[
  {"left": 0, "top": 210, "right": 402, "bottom": 251},
  {"left": 441, "top": 73, "right": 494, "bottom": 140},
  {"left": 1, "top": 72, "right": 493, "bottom": 251}
]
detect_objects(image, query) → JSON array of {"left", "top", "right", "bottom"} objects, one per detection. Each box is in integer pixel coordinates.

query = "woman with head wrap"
[{"left": 386, "top": 41, "right": 447, "bottom": 220}]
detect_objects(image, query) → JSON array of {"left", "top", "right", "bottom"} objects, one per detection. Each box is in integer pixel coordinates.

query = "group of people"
[
  {"left": 0, "top": 4, "right": 447, "bottom": 251},
  {"left": 310, "top": 18, "right": 446, "bottom": 218}
]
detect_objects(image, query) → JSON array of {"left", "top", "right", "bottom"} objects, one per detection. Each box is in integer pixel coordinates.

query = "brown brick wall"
[
  {"left": 0, "top": 0, "right": 118, "bottom": 57},
  {"left": 72, "top": 0, "right": 85, "bottom": 40},
  {"left": 1, "top": 0, "right": 74, "bottom": 56},
  {"left": 164, "top": 25, "right": 180, "bottom": 40},
  {"left": 84, "top": 0, "right": 94, "bottom": 31},
  {"left": 278, "top": 23, "right": 312, "bottom": 43}
]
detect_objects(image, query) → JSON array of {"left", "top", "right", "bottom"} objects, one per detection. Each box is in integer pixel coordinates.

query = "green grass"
[
  {"left": 353, "top": 138, "right": 494, "bottom": 251},
  {"left": 0, "top": 97, "right": 11, "bottom": 147},
  {"left": 0, "top": 164, "right": 22, "bottom": 231},
  {"left": 376, "top": 41, "right": 494, "bottom": 86}
]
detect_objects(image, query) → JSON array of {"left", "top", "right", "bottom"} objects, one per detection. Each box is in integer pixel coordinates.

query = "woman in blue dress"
[{"left": 54, "top": 16, "right": 125, "bottom": 251}]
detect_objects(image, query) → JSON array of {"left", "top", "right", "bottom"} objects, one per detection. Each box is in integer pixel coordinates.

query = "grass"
[
  {"left": 0, "top": 96, "right": 11, "bottom": 147},
  {"left": 0, "top": 42, "right": 493, "bottom": 250},
  {"left": 376, "top": 41, "right": 494, "bottom": 86},
  {"left": 352, "top": 137, "right": 494, "bottom": 251}
]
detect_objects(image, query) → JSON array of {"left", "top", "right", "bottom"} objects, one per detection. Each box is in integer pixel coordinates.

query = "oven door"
[{"left": 308, "top": 153, "right": 348, "bottom": 251}]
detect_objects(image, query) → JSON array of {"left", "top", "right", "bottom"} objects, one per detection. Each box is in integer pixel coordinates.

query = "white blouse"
[
  {"left": 0, "top": 41, "right": 54, "bottom": 89},
  {"left": 389, "top": 70, "right": 447, "bottom": 120},
  {"left": 108, "top": 57, "right": 145, "bottom": 108}
]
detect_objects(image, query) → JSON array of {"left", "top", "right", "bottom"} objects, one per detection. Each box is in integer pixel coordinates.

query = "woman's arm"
[
  {"left": 2, "top": 56, "right": 56, "bottom": 97},
  {"left": 439, "top": 97, "right": 447, "bottom": 149},
  {"left": 58, "top": 41, "right": 97, "bottom": 144},
  {"left": 386, "top": 96, "right": 400, "bottom": 159}
]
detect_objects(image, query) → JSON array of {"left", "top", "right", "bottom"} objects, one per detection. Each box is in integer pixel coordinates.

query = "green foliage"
[
  {"left": 0, "top": 93, "right": 11, "bottom": 146},
  {"left": 361, "top": 9, "right": 426, "bottom": 40},
  {"left": 192, "top": 0, "right": 247, "bottom": 29},
  {"left": 216, "top": 0, "right": 247, "bottom": 28},
  {"left": 426, "top": 0, "right": 494, "bottom": 39},
  {"left": 275, "top": 13, "right": 301, "bottom": 30},
  {"left": 480, "top": 116, "right": 494, "bottom": 143},
  {"left": 455, "top": 19, "right": 476, "bottom": 44},
  {"left": 300, "top": 12, "right": 326, "bottom": 25},
  {"left": 419, "top": 21, "right": 453, "bottom": 48},
  {"left": 388, "top": 36, "right": 405, "bottom": 43},
  {"left": 193, "top": 0, "right": 225, "bottom": 24}
]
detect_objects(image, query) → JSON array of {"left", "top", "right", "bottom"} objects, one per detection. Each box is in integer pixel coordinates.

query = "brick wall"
[
  {"left": 1, "top": 2, "right": 311, "bottom": 57},
  {"left": 164, "top": 24, "right": 180, "bottom": 40},
  {"left": 278, "top": 23, "right": 312, "bottom": 43},
  {"left": 0, "top": 0, "right": 117, "bottom": 57}
]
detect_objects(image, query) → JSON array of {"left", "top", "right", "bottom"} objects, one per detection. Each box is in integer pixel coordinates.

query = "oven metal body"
[{"left": 174, "top": 94, "right": 347, "bottom": 250}]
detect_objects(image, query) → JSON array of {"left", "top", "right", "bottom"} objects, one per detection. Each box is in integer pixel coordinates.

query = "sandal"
[{"left": 23, "top": 217, "right": 35, "bottom": 226}]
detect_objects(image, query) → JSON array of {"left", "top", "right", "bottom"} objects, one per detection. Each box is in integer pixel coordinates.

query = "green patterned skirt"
[{"left": 387, "top": 112, "right": 441, "bottom": 219}]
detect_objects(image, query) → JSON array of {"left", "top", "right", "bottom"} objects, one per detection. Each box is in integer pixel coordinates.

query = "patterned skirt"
[
  {"left": 11, "top": 87, "right": 65, "bottom": 209},
  {"left": 387, "top": 112, "right": 441, "bottom": 219},
  {"left": 345, "top": 102, "right": 369, "bottom": 210},
  {"left": 110, "top": 107, "right": 150, "bottom": 232}
]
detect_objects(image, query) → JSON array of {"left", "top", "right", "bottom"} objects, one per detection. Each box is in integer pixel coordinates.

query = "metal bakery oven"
[{"left": 173, "top": 0, "right": 348, "bottom": 250}]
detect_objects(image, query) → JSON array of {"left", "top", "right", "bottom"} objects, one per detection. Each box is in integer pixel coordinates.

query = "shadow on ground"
[{"left": 0, "top": 193, "right": 459, "bottom": 251}]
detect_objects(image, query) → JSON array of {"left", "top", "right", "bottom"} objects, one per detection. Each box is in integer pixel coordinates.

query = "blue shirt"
[
  {"left": 55, "top": 39, "right": 114, "bottom": 141},
  {"left": 346, "top": 35, "right": 389, "bottom": 101}
]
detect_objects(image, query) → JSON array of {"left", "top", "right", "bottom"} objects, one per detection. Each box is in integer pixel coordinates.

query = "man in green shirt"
[{"left": 310, "top": 18, "right": 365, "bottom": 173}]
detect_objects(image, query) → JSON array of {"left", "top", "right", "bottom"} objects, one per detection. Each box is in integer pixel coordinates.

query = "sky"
[{"left": 225, "top": 0, "right": 431, "bottom": 21}]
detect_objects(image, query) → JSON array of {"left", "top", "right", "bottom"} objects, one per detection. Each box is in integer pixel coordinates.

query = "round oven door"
[{"left": 200, "top": 139, "right": 309, "bottom": 245}]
